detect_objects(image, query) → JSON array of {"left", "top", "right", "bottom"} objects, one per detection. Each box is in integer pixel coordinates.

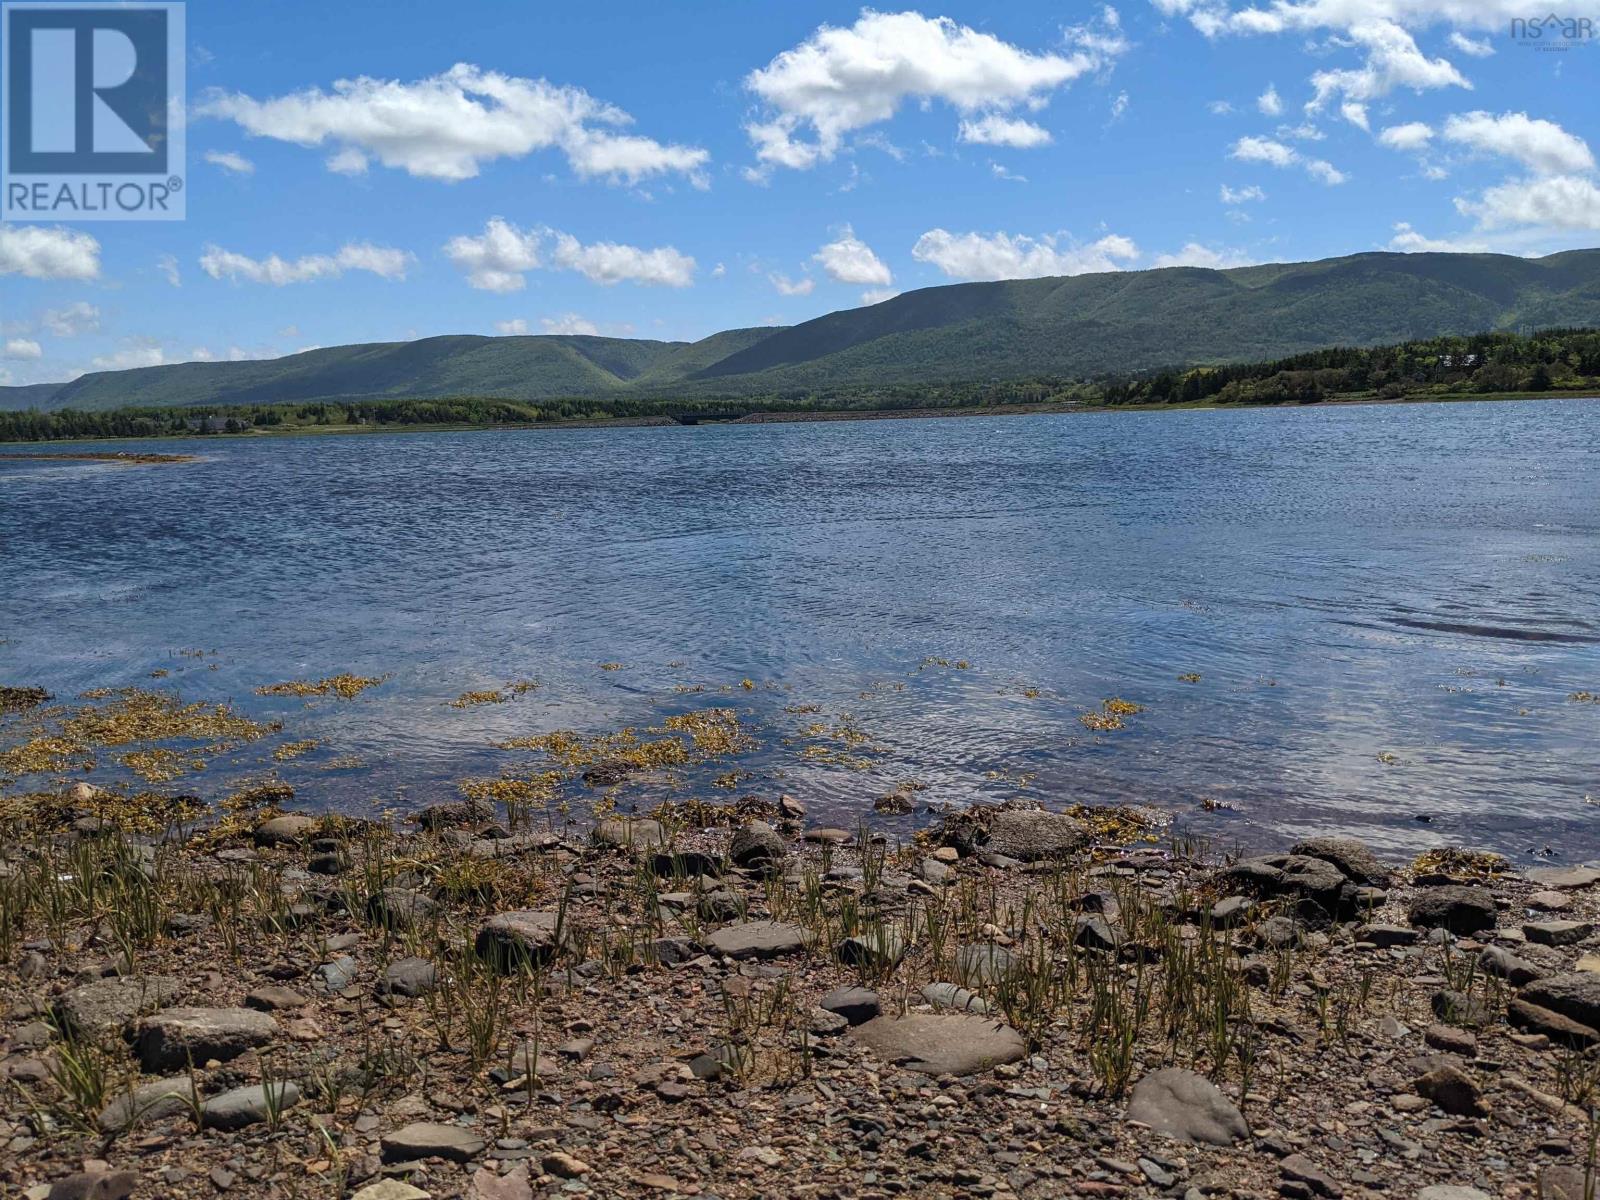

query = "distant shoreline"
[{"left": 0, "top": 389, "right": 1594, "bottom": 449}]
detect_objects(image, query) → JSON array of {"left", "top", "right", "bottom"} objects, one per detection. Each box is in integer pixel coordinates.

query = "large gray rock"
[
  {"left": 954, "top": 943, "right": 1018, "bottom": 985},
  {"left": 366, "top": 887, "right": 437, "bottom": 931},
  {"left": 1407, "top": 886, "right": 1497, "bottom": 934},
  {"left": 1507, "top": 997, "right": 1600, "bottom": 1047},
  {"left": 380, "top": 957, "right": 438, "bottom": 997},
  {"left": 54, "top": 975, "right": 180, "bottom": 1036},
  {"left": 1479, "top": 945, "right": 1546, "bottom": 987},
  {"left": 45, "top": 1172, "right": 140, "bottom": 1200},
  {"left": 1525, "top": 919, "right": 1593, "bottom": 947},
  {"left": 1126, "top": 1067, "right": 1249, "bottom": 1146},
  {"left": 835, "top": 930, "right": 905, "bottom": 968},
  {"left": 728, "top": 821, "right": 786, "bottom": 871},
  {"left": 1526, "top": 865, "right": 1600, "bottom": 890},
  {"left": 133, "top": 1007, "right": 277, "bottom": 1071},
  {"left": 1290, "top": 836, "right": 1393, "bottom": 887},
  {"left": 850, "top": 1014, "right": 1025, "bottom": 1075},
  {"left": 380, "top": 1121, "right": 487, "bottom": 1163},
  {"left": 201, "top": 1081, "right": 302, "bottom": 1130},
  {"left": 705, "top": 920, "right": 813, "bottom": 960},
  {"left": 253, "top": 814, "right": 319, "bottom": 847},
  {"left": 97, "top": 1076, "right": 195, "bottom": 1133},
  {"left": 820, "top": 987, "right": 880, "bottom": 1025},
  {"left": 1216, "top": 854, "right": 1349, "bottom": 916},
  {"left": 981, "top": 809, "right": 1089, "bottom": 861},
  {"left": 475, "top": 910, "right": 569, "bottom": 970},
  {"left": 1520, "top": 973, "right": 1600, "bottom": 1030}
]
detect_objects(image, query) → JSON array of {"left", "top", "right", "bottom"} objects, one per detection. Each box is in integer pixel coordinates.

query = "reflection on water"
[{"left": 1, "top": 399, "right": 1597, "bottom": 862}]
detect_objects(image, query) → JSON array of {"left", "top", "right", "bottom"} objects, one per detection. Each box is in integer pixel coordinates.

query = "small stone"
[
  {"left": 954, "top": 943, "right": 1017, "bottom": 985},
  {"left": 97, "top": 1076, "right": 194, "bottom": 1133},
  {"left": 1424, "top": 1024, "right": 1476, "bottom": 1057},
  {"left": 1416, "top": 1189, "right": 1492, "bottom": 1200},
  {"left": 380, "top": 1122, "right": 486, "bottom": 1163},
  {"left": 133, "top": 1007, "right": 277, "bottom": 1071},
  {"left": 244, "top": 985, "right": 308, "bottom": 1011},
  {"left": 318, "top": 955, "right": 358, "bottom": 990},
  {"left": 351, "top": 1183, "right": 431, "bottom": 1200},
  {"left": 1210, "top": 896, "right": 1253, "bottom": 926},
  {"left": 1414, "top": 1064, "right": 1488, "bottom": 1116},
  {"left": 45, "top": 1173, "right": 140, "bottom": 1200},
  {"left": 820, "top": 986, "right": 881, "bottom": 1025},
  {"left": 1431, "top": 989, "right": 1491, "bottom": 1028},
  {"left": 921, "top": 981, "right": 989, "bottom": 1013},
  {"left": 1479, "top": 944, "right": 1546, "bottom": 986},
  {"left": 1355, "top": 924, "right": 1416, "bottom": 948},
  {"left": 1279, "top": 1154, "right": 1342, "bottom": 1199},
  {"left": 835, "top": 931, "right": 904, "bottom": 968},
  {"left": 1126, "top": 1067, "right": 1249, "bottom": 1146},
  {"left": 367, "top": 888, "right": 437, "bottom": 931},
  {"left": 380, "top": 957, "right": 438, "bottom": 997},
  {"left": 1525, "top": 919, "right": 1593, "bottom": 947},
  {"left": 201, "top": 1081, "right": 302, "bottom": 1130},
  {"left": 1529, "top": 890, "right": 1573, "bottom": 912},
  {"left": 541, "top": 1152, "right": 589, "bottom": 1179}
]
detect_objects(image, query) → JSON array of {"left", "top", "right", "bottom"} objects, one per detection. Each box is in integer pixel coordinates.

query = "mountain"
[{"left": 7, "top": 249, "right": 1600, "bottom": 412}]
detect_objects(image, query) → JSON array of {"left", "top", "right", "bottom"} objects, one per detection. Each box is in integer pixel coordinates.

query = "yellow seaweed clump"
[{"left": 256, "top": 674, "right": 386, "bottom": 700}]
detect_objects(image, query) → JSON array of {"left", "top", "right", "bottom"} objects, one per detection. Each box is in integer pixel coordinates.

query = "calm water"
[{"left": 3, "top": 400, "right": 1598, "bottom": 863}]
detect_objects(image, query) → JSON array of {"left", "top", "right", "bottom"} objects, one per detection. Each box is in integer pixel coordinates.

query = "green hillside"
[{"left": 6, "top": 249, "right": 1599, "bottom": 412}]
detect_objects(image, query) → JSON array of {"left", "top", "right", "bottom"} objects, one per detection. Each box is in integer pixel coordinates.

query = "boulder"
[
  {"left": 728, "top": 821, "right": 786, "bottom": 871},
  {"left": 366, "top": 887, "right": 437, "bottom": 931},
  {"left": 704, "top": 920, "right": 813, "bottom": 960},
  {"left": 380, "top": 1121, "right": 487, "bottom": 1163},
  {"left": 954, "top": 944, "right": 1017, "bottom": 985},
  {"left": 54, "top": 975, "right": 180, "bottom": 1037},
  {"left": 849, "top": 1014, "right": 1025, "bottom": 1076},
  {"left": 1414, "top": 1064, "right": 1487, "bottom": 1115},
  {"left": 1407, "top": 886, "right": 1496, "bottom": 934},
  {"left": 980, "top": 808, "right": 1089, "bottom": 862},
  {"left": 1507, "top": 997, "right": 1600, "bottom": 1048},
  {"left": 1290, "top": 836, "right": 1393, "bottom": 887},
  {"left": 1521, "top": 972, "right": 1600, "bottom": 1029},
  {"left": 475, "top": 910, "right": 570, "bottom": 971},
  {"left": 253, "top": 814, "right": 319, "bottom": 847},
  {"left": 133, "top": 1007, "right": 277, "bottom": 1071},
  {"left": 1126, "top": 1067, "right": 1249, "bottom": 1146},
  {"left": 1215, "top": 854, "right": 1349, "bottom": 918}
]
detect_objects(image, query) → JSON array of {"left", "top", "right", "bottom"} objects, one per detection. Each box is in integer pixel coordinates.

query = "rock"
[
  {"left": 244, "top": 985, "right": 308, "bottom": 1011},
  {"left": 1074, "top": 914, "right": 1119, "bottom": 951},
  {"left": 318, "top": 955, "right": 358, "bottom": 990},
  {"left": 1424, "top": 1024, "right": 1477, "bottom": 1056},
  {"left": 1126, "top": 1068, "right": 1249, "bottom": 1146},
  {"left": 978, "top": 808, "right": 1089, "bottom": 861},
  {"left": 133, "top": 1007, "right": 277, "bottom": 1071},
  {"left": 704, "top": 920, "right": 812, "bottom": 960},
  {"left": 253, "top": 814, "right": 319, "bottom": 847},
  {"left": 728, "top": 821, "right": 786, "bottom": 871},
  {"left": 471, "top": 1165, "right": 532, "bottom": 1200},
  {"left": 414, "top": 799, "right": 491, "bottom": 830},
  {"left": 367, "top": 887, "right": 437, "bottom": 931},
  {"left": 380, "top": 957, "right": 438, "bottom": 997},
  {"left": 1216, "top": 854, "right": 1349, "bottom": 917},
  {"left": 778, "top": 794, "right": 806, "bottom": 819},
  {"left": 1417, "top": 1189, "right": 1491, "bottom": 1200},
  {"left": 1414, "top": 1064, "right": 1488, "bottom": 1116},
  {"left": 954, "top": 943, "right": 1017, "bottom": 985},
  {"left": 820, "top": 986, "right": 881, "bottom": 1025},
  {"left": 380, "top": 1122, "right": 487, "bottom": 1163},
  {"left": 1526, "top": 866, "right": 1600, "bottom": 890},
  {"left": 695, "top": 890, "right": 745, "bottom": 922},
  {"left": 593, "top": 818, "right": 665, "bottom": 849},
  {"left": 1479, "top": 944, "right": 1546, "bottom": 986},
  {"left": 649, "top": 851, "right": 722, "bottom": 879},
  {"left": 1257, "top": 915, "right": 1302, "bottom": 949},
  {"left": 1525, "top": 919, "right": 1592, "bottom": 947},
  {"left": 54, "top": 975, "right": 180, "bottom": 1036},
  {"left": 1529, "top": 890, "right": 1573, "bottom": 912},
  {"left": 45, "top": 1173, "right": 140, "bottom": 1200},
  {"left": 835, "top": 930, "right": 904, "bottom": 968},
  {"left": 921, "top": 982, "right": 990, "bottom": 1013},
  {"left": 1431, "top": 990, "right": 1492, "bottom": 1028},
  {"left": 1408, "top": 886, "right": 1497, "bottom": 933},
  {"left": 1507, "top": 997, "right": 1600, "bottom": 1047},
  {"left": 97, "top": 1076, "right": 194, "bottom": 1133},
  {"left": 541, "top": 1152, "right": 589, "bottom": 1179},
  {"left": 646, "top": 936, "right": 701, "bottom": 966},
  {"left": 201, "top": 1081, "right": 302, "bottom": 1130},
  {"left": 307, "top": 852, "right": 346, "bottom": 875},
  {"left": 803, "top": 827, "right": 851, "bottom": 845},
  {"left": 1355, "top": 924, "right": 1416, "bottom": 948},
  {"left": 1521, "top": 972, "right": 1600, "bottom": 1029},
  {"left": 352, "top": 1183, "right": 431, "bottom": 1200},
  {"left": 810, "top": 1007, "right": 848, "bottom": 1036},
  {"left": 1290, "top": 836, "right": 1393, "bottom": 887},
  {"left": 1210, "top": 896, "right": 1253, "bottom": 926},
  {"left": 1279, "top": 1154, "right": 1342, "bottom": 1199},
  {"left": 850, "top": 1014, "right": 1025, "bottom": 1076},
  {"left": 464, "top": 832, "right": 559, "bottom": 859},
  {"left": 913, "top": 856, "right": 951, "bottom": 885},
  {"left": 475, "top": 910, "right": 569, "bottom": 970}
]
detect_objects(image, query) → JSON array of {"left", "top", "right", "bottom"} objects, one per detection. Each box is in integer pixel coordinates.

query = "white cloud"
[
  {"left": 444, "top": 219, "right": 695, "bottom": 291},
  {"left": 1387, "top": 221, "right": 1489, "bottom": 252},
  {"left": 1447, "top": 31, "right": 1494, "bottom": 57},
  {"left": 860, "top": 287, "right": 899, "bottom": 304},
  {"left": 200, "top": 241, "right": 411, "bottom": 285},
  {"left": 540, "top": 313, "right": 601, "bottom": 335},
  {"left": 1109, "top": 90, "right": 1130, "bottom": 121},
  {"left": 157, "top": 253, "right": 181, "bottom": 287},
  {"left": 1308, "top": 20, "right": 1468, "bottom": 109},
  {"left": 91, "top": 343, "right": 167, "bottom": 371},
  {"left": 743, "top": 10, "right": 1123, "bottom": 169},
  {"left": 1151, "top": 243, "right": 1256, "bottom": 268},
  {"left": 1340, "top": 101, "right": 1369, "bottom": 130},
  {"left": 1219, "top": 183, "right": 1266, "bottom": 203},
  {"left": 41, "top": 301, "right": 100, "bottom": 337},
  {"left": 1457, "top": 175, "right": 1600, "bottom": 231},
  {"left": 1377, "top": 121, "right": 1434, "bottom": 151},
  {"left": 1256, "top": 84, "right": 1283, "bottom": 116},
  {"left": 204, "top": 149, "right": 255, "bottom": 175},
  {"left": 770, "top": 272, "right": 815, "bottom": 296},
  {"left": 957, "top": 114, "right": 1052, "bottom": 148},
  {"left": 494, "top": 318, "right": 530, "bottom": 335},
  {"left": 3, "top": 338, "right": 43, "bottom": 360},
  {"left": 1442, "top": 111, "right": 1594, "bottom": 176},
  {"left": 1207, "top": 99, "right": 1234, "bottom": 115},
  {"left": 911, "top": 228, "right": 1140, "bottom": 281},
  {"left": 198, "top": 64, "right": 708, "bottom": 186},
  {"left": 0, "top": 225, "right": 101, "bottom": 280},
  {"left": 813, "top": 226, "right": 892, "bottom": 286},
  {"left": 991, "top": 161, "right": 1028, "bottom": 183},
  {"left": 1230, "top": 135, "right": 1346, "bottom": 183}
]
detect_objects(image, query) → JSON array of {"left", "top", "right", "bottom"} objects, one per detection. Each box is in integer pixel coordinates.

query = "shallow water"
[{"left": 2, "top": 400, "right": 1598, "bottom": 862}]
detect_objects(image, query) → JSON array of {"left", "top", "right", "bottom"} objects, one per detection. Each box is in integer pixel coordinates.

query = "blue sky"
[{"left": 3, "top": 0, "right": 1598, "bottom": 386}]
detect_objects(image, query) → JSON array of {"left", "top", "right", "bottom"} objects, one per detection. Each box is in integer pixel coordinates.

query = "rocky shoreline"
[{"left": 0, "top": 792, "right": 1594, "bottom": 1199}]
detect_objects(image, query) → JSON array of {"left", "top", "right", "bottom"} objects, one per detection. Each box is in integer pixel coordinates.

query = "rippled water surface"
[{"left": 3, "top": 400, "right": 1598, "bottom": 861}]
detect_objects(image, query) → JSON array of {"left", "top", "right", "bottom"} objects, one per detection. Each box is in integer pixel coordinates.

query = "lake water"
[{"left": 3, "top": 399, "right": 1598, "bottom": 864}]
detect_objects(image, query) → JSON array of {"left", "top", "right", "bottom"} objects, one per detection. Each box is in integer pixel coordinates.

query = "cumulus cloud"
[
  {"left": 1447, "top": 31, "right": 1494, "bottom": 57},
  {"left": 540, "top": 313, "right": 601, "bottom": 335},
  {"left": 3, "top": 338, "right": 43, "bottom": 360},
  {"left": 157, "top": 254, "right": 181, "bottom": 287},
  {"left": 860, "top": 287, "right": 899, "bottom": 304},
  {"left": 444, "top": 219, "right": 695, "bottom": 291},
  {"left": 198, "top": 64, "right": 708, "bottom": 186},
  {"left": 957, "top": 114, "right": 1052, "bottom": 148},
  {"left": 1377, "top": 121, "right": 1434, "bottom": 151},
  {"left": 0, "top": 225, "right": 101, "bottom": 280},
  {"left": 911, "top": 228, "right": 1140, "bottom": 281},
  {"left": 1151, "top": 243, "right": 1256, "bottom": 268},
  {"left": 743, "top": 9, "right": 1123, "bottom": 170},
  {"left": 200, "top": 242, "right": 411, "bottom": 285},
  {"left": 769, "top": 272, "right": 816, "bottom": 296},
  {"left": 41, "top": 301, "right": 100, "bottom": 337},
  {"left": 495, "top": 318, "right": 530, "bottom": 335},
  {"left": 1308, "top": 20, "right": 1468, "bottom": 109},
  {"left": 1457, "top": 175, "right": 1600, "bottom": 231},
  {"left": 204, "top": 149, "right": 255, "bottom": 175},
  {"left": 1219, "top": 183, "right": 1266, "bottom": 203},
  {"left": 91, "top": 343, "right": 167, "bottom": 371},
  {"left": 1387, "top": 221, "right": 1489, "bottom": 253},
  {"left": 1230, "top": 135, "right": 1346, "bottom": 183},
  {"left": 1442, "top": 111, "right": 1594, "bottom": 176},
  {"left": 813, "top": 226, "right": 892, "bottom": 286},
  {"left": 1256, "top": 84, "right": 1283, "bottom": 116}
]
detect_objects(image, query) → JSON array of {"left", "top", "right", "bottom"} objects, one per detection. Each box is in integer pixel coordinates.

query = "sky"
[{"left": 2, "top": 0, "right": 1599, "bottom": 386}]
